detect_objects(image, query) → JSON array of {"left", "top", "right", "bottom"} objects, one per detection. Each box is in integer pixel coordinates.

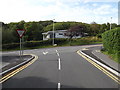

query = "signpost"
[{"left": 16, "top": 29, "right": 26, "bottom": 60}]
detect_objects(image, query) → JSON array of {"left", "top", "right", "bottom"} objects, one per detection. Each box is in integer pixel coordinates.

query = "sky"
[{"left": 0, "top": 0, "right": 119, "bottom": 24}]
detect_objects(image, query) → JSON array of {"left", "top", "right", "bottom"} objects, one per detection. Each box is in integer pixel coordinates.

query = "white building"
[{"left": 42, "top": 30, "right": 82, "bottom": 40}]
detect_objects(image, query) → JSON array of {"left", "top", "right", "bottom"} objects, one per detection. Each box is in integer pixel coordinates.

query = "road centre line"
[
  {"left": 56, "top": 50, "right": 61, "bottom": 89},
  {"left": 56, "top": 49, "right": 60, "bottom": 56},
  {"left": 56, "top": 50, "right": 58, "bottom": 53},
  {"left": 58, "top": 58, "right": 61, "bottom": 70},
  {"left": 58, "top": 83, "right": 60, "bottom": 90},
  {"left": 57, "top": 53, "right": 60, "bottom": 56}
]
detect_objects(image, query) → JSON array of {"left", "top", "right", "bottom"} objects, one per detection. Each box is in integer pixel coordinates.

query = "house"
[{"left": 42, "top": 30, "right": 82, "bottom": 40}]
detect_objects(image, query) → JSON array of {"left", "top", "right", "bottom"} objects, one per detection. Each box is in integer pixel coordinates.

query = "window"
[{"left": 59, "top": 33, "right": 63, "bottom": 35}]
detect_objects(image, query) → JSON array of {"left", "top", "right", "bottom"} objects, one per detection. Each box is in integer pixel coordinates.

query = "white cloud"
[
  {"left": 92, "top": 3, "right": 98, "bottom": 7},
  {"left": 81, "top": 0, "right": 119, "bottom": 3},
  {"left": 93, "top": 5, "right": 112, "bottom": 15},
  {"left": 0, "top": 0, "right": 118, "bottom": 24}
]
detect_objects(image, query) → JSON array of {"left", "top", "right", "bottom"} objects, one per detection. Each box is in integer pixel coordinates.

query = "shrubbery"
[
  {"left": 24, "top": 38, "right": 68, "bottom": 47},
  {"left": 24, "top": 40, "right": 51, "bottom": 47},
  {"left": 2, "top": 43, "right": 20, "bottom": 49},
  {"left": 2, "top": 38, "right": 68, "bottom": 49},
  {"left": 2, "top": 37, "right": 102, "bottom": 50},
  {"left": 54, "top": 38, "right": 68, "bottom": 45},
  {"left": 102, "top": 28, "right": 120, "bottom": 62}
]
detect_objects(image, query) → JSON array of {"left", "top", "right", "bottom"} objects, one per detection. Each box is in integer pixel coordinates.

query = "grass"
[{"left": 101, "top": 50, "right": 120, "bottom": 64}]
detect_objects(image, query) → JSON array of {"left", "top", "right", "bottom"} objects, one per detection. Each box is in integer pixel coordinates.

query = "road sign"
[
  {"left": 16, "top": 29, "right": 25, "bottom": 38},
  {"left": 16, "top": 29, "right": 26, "bottom": 60}
]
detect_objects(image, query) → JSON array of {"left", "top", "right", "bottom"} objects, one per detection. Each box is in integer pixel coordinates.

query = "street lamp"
[
  {"left": 53, "top": 19, "right": 55, "bottom": 46},
  {"left": 110, "top": 17, "right": 112, "bottom": 30}
]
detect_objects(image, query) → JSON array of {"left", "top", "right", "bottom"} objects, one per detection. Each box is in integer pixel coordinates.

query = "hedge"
[
  {"left": 24, "top": 38, "right": 68, "bottom": 47},
  {"left": 2, "top": 43, "right": 20, "bottom": 49},
  {"left": 2, "top": 37, "right": 101, "bottom": 50},
  {"left": 2, "top": 38, "right": 68, "bottom": 49},
  {"left": 24, "top": 40, "right": 51, "bottom": 47},
  {"left": 102, "top": 27, "right": 120, "bottom": 61}
]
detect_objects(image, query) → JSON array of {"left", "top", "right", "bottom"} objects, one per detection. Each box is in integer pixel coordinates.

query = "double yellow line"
[
  {"left": 0, "top": 54, "right": 38, "bottom": 83},
  {"left": 77, "top": 50, "right": 120, "bottom": 84}
]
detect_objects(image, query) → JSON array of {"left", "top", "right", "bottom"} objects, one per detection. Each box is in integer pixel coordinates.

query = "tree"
[
  {"left": 39, "top": 20, "right": 53, "bottom": 27},
  {"left": 24, "top": 22, "right": 43, "bottom": 41},
  {"left": 99, "top": 23, "right": 107, "bottom": 33},
  {"left": 17, "top": 20, "right": 25, "bottom": 29},
  {"left": 43, "top": 22, "right": 79, "bottom": 32},
  {"left": 90, "top": 22, "right": 100, "bottom": 36},
  {"left": 111, "top": 23, "right": 117, "bottom": 29},
  {"left": 106, "top": 22, "right": 110, "bottom": 30},
  {"left": 65, "top": 25, "right": 85, "bottom": 39}
]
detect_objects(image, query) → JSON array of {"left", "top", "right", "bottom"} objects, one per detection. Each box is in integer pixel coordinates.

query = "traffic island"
[
  {"left": 2, "top": 55, "right": 33, "bottom": 73},
  {"left": 0, "top": 54, "right": 38, "bottom": 83}
]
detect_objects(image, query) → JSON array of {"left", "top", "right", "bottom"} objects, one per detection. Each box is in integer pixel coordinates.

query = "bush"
[
  {"left": 2, "top": 37, "right": 102, "bottom": 50},
  {"left": 54, "top": 38, "right": 68, "bottom": 45},
  {"left": 96, "top": 34, "right": 102, "bottom": 38},
  {"left": 2, "top": 43, "right": 19, "bottom": 49},
  {"left": 24, "top": 40, "right": 52, "bottom": 47},
  {"left": 102, "top": 28, "right": 120, "bottom": 61},
  {"left": 24, "top": 38, "right": 67, "bottom": 47},
  {"left": 80, "top": 36, "right": 102, "bottom": 42}
]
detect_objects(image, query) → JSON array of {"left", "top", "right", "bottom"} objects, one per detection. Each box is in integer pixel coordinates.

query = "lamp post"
[
  {"left": 110, "top": 17, "right": 112, "bottom": 30},
  {"left": 53, "top": 19, "right": 55, "bottom": 46}
]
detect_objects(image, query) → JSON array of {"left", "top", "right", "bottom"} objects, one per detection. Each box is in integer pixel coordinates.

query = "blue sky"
[{"left": 0, "top": 0, "right": 119, "bottom": 24}]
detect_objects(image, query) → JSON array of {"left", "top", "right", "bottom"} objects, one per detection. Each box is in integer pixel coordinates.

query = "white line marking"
[
  {"left": 58, "top": 58, "right": 61, "bottom": 70},
  {"left": 57, "top": 53, "right": 60, "bottom": 56},
  {"left": 56, "top": 50, "right": 60, "bottom": 56},
  {"left": 58, "top": 83, "right": 60, "bottom": 90},
  {"left": 43, "top": 52, "right": 48, "bottom": 55},
  {"left": 43, "top": 52, "right": 45, "bottom": 55},
  {"left": 80, "top": 50, "right": 119, "bottom": 77},
  {"left": 56, "top": 50, "right": 58, "bottom": 53}
]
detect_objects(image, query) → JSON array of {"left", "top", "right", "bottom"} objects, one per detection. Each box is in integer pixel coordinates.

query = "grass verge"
[{"left": 101, "top": 50, "right": 120, "bottom": 64}]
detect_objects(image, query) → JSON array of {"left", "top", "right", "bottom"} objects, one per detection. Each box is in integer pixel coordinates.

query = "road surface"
[{"left": 2, "top": 45, "right": 119, "bottom": 89}]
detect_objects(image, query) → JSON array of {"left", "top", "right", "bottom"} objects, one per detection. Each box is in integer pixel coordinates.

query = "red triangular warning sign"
[{"left": 16, "top": 29, "right": 25, "bottom": 38}]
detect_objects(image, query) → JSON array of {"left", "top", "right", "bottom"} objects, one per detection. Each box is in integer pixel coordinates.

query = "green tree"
[
  {"left": 90, "top": 22, "right": 100, "bottom": 36},
  {"left": 111, "top": 23, "right": 117, "bottom": 29},
  {"left": 17, "top": 20, "right": 25, "bottom": 29},
  {"left": 106, "top": 22, "right": 110, "bottom": 30},
  {"left": 66, "top": 25, "right": 85, "bottom": 39},
  {"left": 24, "top": 22, "right": 43, "bottom": 41},
  {"left": 99, "top": 23, "right": 107, "bottom": 33},
  {"left": 39, "top": 20, "right": 53, "bottom": 27}
]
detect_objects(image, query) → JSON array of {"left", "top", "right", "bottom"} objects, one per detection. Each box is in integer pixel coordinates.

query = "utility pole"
[{"left": 53, "top": 19, "right": 55, "bottom": 46}]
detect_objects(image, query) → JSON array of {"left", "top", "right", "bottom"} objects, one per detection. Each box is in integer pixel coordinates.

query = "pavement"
[
  {"left": 81, "top": 46, "right": 119, "bottom": 72},
  {"left": 1, "top": 53, "right": 32, "bottom": 72},
  {"left": 1, "top": 44, "right": 119, "bottom": 89}
]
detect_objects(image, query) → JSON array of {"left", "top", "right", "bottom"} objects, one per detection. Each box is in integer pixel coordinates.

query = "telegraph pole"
[{"left": 53, "top": 19, "right": 55, "bottom": 46}]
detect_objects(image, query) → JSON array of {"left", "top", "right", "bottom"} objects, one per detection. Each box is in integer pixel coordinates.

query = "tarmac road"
[{"left": 2, "top": 45, "right": 119, "bottom": 89}]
